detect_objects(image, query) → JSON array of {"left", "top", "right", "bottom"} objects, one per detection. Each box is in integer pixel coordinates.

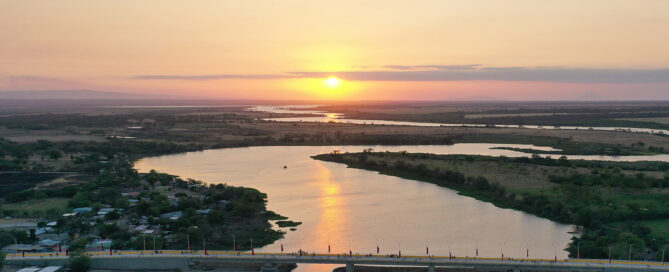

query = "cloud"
[
  {"left": 382, "top": 64, "right": 482, "bottom": 70},
  {"left": 0, "top": 74, "right": 91, "bottom": 90},
  {"left": 131, "top": 66, "right": 669, "bottom": 84},
  {"left": 131, "top": 74, "right": 296, "bottom": 80}
]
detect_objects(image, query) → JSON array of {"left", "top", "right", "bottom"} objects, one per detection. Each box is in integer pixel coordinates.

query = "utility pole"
[
  {"left": 500, "top": 242, "right": 505, "bottom": 260},
  {"left": 608, "top": 247, "right": 612, "bottom": 263},
  {"left": 475, "top": 239, "right": 479, "bottom": 258},
  {"left": 397, "top": 241, "right": 401, "bottom": 258}
]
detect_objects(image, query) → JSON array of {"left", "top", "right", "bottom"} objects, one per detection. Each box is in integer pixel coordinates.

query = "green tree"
[
  {"left": 613, "top": 232, "right": 645, "bottom": 259},
  {"left": 46, "top": 149, "right": 63, "bottom": 160},
  {"left": 69, "top": 238, "right": 90, "bottom": 251},
  {"left": 69, "top": 254, "right": 91, "bottom": 272}
]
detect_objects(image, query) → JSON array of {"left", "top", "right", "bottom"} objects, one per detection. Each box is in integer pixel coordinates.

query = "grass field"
[
  {"left": 343, "top": 153, "right": 668, "bottom": 191},
  {"left": 618, "top": 117, "right": 669, "bottom": 125},
  {"left": 642, "top": 219, "right": 669, "bottom": 241},
  {"left": 1, "top": 197, "right": 69, "bottom": 218},
  {"left": 612, "top": 219, "right": 669, "bottom": 242}
]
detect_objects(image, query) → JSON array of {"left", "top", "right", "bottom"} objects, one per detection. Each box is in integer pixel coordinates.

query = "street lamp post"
[
  {"left": 608, "top": 247, "right": 612, "bottom": 263},
  {"left": 475, "top": 239, "right": 479, "bottom": 258},
  {"left": 500, "top": 242, "right": 505, "bottom": 260},
  {"left": 397, "top": 241, "right": 401, "bottom": 258},
  {"left": 153, "top": 235, "right": 157, "bottom": 253}
]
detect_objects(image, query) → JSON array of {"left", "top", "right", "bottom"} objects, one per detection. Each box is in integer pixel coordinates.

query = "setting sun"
[{"left": 325, "top": 77, "right": 341, "bottom": 89}]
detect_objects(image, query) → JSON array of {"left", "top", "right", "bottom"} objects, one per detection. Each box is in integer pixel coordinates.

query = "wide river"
[{"left": 134, "top": 143, "right": 669, "bottom": 271}]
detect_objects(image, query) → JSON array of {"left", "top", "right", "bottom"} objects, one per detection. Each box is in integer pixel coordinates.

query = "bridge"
[{"left": 5, "top": 251, "right": 669, "bottom": 272}]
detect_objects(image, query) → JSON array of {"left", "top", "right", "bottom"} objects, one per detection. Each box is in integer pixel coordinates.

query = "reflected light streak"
[{"left": 313, "top": 162, "right": 346, "bottom": 254}]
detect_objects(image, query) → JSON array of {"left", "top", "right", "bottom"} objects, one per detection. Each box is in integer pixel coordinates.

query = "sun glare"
[{"left": 325, "top": 77, "right": 341, "bottom": 89}]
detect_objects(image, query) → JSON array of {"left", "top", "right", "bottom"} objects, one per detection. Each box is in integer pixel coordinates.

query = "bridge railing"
[{"left": 5, "top": 250, "right": 669, "bottom": 268}]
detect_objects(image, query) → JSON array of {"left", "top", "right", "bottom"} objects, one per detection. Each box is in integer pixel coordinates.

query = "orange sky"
[{"left": 1, "top": 0, "right": 669, "bottom": 100}]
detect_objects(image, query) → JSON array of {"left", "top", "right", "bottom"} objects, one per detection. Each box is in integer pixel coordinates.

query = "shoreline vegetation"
[
  {"left": 0, "top": 138, "right": 293, "bottom": 254},
  {"left": 313, "top": 151, "right": 669, "bottom": 261}
]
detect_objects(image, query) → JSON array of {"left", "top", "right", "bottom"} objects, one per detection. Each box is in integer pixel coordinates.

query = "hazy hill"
[{"left": 0, "top": 90, "right": 157, "bottom": 99}]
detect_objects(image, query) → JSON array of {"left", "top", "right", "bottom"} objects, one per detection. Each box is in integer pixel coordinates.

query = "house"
[
  {"left": 197, "top": 209, "right": 211, "bottom": 214},
  {"left": 123, "top": 191, "right": 140, "bottom": 198},
  {"left": 72, "top": 207, "right": 93, "bottom": 213},
  {"left": 133, "top": 225, "right": 149, "bottom": 232},
  {"left": 160, "top": 211, "right": 183, "bottom": 220},
  {"left": 46, "top": 221, "right": 58, "bottom": 227},
  {"left": 37, "top": 267, "right": 64, "bottom": 272},
  {"left": 34, "top": 227, "right": 53, "bottom": 235},
  {"left": 86, "top": 239, "right": 112, "bottom": 251},
  {"left": 38, "top": 239, "right": 60, "bottom": 247},
  {"left": 38, "top": 239, "right": 62, "bottom": 251},
  {"left": 16, "top": 267, "right": 41, "bottom": 272},
  {"left": 1, "top": 244, "right": 43, "bottom": 253},
  {"left": 98, "top": 208, "right": 119, "bottom": 216}
]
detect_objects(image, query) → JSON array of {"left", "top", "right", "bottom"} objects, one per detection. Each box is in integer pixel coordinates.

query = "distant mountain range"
[{"left": 0, "top": 90, "right": 167, "bottom": 99}]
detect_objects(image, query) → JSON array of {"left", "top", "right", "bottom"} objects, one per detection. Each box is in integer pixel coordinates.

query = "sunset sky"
[{"left": 1, "top": 0, "right": 669, "bottom": 100}]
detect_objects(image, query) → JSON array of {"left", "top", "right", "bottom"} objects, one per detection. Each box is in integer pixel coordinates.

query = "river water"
[
  {"left": 249, "top": 105, "right": 669, "bottom": 135},
  {"left": 130, "top": 105, "right": 669, "bottom": 271},
  {"left": 133, "top": 143, "right": 669, "bottom": 271}
]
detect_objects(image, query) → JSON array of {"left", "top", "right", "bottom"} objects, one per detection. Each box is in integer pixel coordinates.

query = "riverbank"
[
  {"left": 0, "top": 139, "right": 294, "bottom": 255},
  {"left": 313, "top": 152, "right": 669, "bottom": 260}
]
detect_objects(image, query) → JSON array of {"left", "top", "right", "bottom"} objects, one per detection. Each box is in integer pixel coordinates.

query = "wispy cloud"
[
  {"left": 381, "top": 64, "right": 482, "bottom": 70},
  {"left": 131, "top": 66, "right": 669, "bottom": 84},
  {"left": 131, "top": 74, "right": 296, "bottom": 80},
  {"left": 0, "top": 73, "right": 91, "bottom": 90}
]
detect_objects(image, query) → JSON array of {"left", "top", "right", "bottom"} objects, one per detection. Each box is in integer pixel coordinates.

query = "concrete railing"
[{"left": 6, "top": 251, "right": 669, "bottom": 272}]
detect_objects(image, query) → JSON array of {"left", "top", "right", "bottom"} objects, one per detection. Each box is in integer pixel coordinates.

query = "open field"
[
  {"left": 618, "top": 117, "right": 669, "bottom": 125},
  {"left": 2, "top": 105, "right": 669, "bottom": 155},
  {"left": 641, "top": 219, "right": 669, "bottom": 241},
  {"left": 0, "top": 173, "right": 64, "bottom": 197},
  {"left": 1, "top": 197, "right": 69, "bottom": 217}
]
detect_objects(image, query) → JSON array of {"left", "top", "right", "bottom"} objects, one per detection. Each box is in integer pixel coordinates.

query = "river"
[
  {"left": 249, "top": 105, "right": 669, "bottom": 135},
  {"left": 135, "top": 143, "right": 653, "bottom": 271}
]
